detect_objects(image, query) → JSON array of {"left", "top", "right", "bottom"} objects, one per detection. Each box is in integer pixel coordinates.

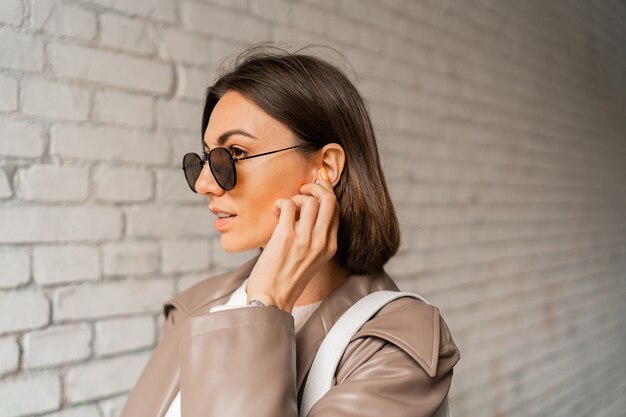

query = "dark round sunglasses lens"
[
  {"left": 183, "top": 153, "right": 202, "bottom": 192},
  {"left": 209, "top": 148, "right": 236, "bottom": 190}
]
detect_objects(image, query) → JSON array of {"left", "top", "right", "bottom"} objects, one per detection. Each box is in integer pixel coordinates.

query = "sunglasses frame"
[{"left": 182, "top": 144, "right": 301, "bottom": 192}]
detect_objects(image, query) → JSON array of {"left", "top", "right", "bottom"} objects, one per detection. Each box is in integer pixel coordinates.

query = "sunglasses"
[{"left": 182, "top": 145, "right": 300, "bottom": 192}]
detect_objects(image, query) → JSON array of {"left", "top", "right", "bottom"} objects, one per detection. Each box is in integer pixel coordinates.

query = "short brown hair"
[{"left": 202, "top": 43, "right": 400, "bottom": 275}]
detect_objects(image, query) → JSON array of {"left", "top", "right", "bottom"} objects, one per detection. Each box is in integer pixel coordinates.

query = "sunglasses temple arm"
[{"left": 235, "top": 145, "right": 299, "bottom": 162}]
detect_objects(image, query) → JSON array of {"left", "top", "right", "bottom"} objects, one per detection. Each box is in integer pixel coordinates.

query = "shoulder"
[{"left": 349, "top": 296, "right": 460, "bottom": 378}]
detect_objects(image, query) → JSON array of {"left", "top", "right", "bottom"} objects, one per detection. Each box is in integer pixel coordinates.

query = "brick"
[
  {"left": 156, "top": 99, "right": 202, "bottom": 131},
  {"left": 328, "top": 14, "right": 359, "bottom": 45},
  {"left": 0, "top": 169, "right": 12, "bottom": 199},
  {"left": 0, "top": 206, "right": 122, "bottom": 243},
  {"left": 0, "top": 74, "right": 17, "bottom": 111},
  {"left": 339, "top": 0, "right": 393, "bottom": 31},
  {"left": 177, "top": 272, "right": 207, "bottom": 293},
  {"left": 0, "top": 29, "right": 44, "bottom": 71},
  {"left": 23, "top": 324, "right": 91, "bottom": 369},
  {"left": 171, "top": 132, "right": 202, "bottom": 167},
  {"left": 292, "top": 2, "right": 333, "bottom": 36},
  {"left": 0, "top": 373, "right": 60, "bottom": 417},
  {"left": 100, "top": 13, "right": 156, "bottom": 55},
  {"left": 43, "top": 404, "right": 101, "bottom": 417},
  {"left": 94, "top": 315, "right": 155, "bottom": 356},
  {"left": 301, "top": 0, "right": 337, "bottom": 9},
  {"left": 156, "top": 168, "right": 198, "bottom": 202},
  {"left": 93, "top": 165, "right": 153, "bottom": 202},
  {"left": 22, "top": 79, "right": 90, "bottom": 121},
  {"left": 65, "top": 352, "right": 150, "bottom": 403},
  {"left": 160, "top": 29, "right": 213, "bottom": 65},
  {"left": 272, "top": 25, "right": 327, "bottom": 46},
  {"left": 250, "top": 0, "right": 290, "bottom": 23},
  {"left": 353, "top": 23, "right": 385, "bottom": 52},
  {"left": 127, "top": 205, "right": 214, "bottom": 238},
  {"left": 98, "top": 394, "right": 127, "bottom": 417},
  {"left": 0, "top": 120, "right": 46, "bottom": 158},
  {"left": 93, "top": 89, "right": 153, "bottom": 128},
  {"left": 18, "top": 164, "right": 89, "bottom": 202},
  {"left": 54, "top": 279, "right": 173, "bottom": 320},
  {"left": 0, "top": 0, "right": 23, "bottom": 25},
  {"left": 0, "top": 247, "right": 30, "bottom": 289},
  {"left": 0, "top": 291, "right": 49, "bottom": 335},
  {"left": 0, "top": 337, "right": 19, "bottom": 376},
  {"left": 85, "top": 0, "right": 176, "bottom": 23},
  {"left": 181, "top": 1, "right": 271, "bottom": 43},
  {"left": 210, "top": 38, "right": 242, "bottom": 64},
  {"left": 31, "top": 0, "right": 96, "bottom": 40},
  {"left": 49, "top": 43, "right": 172, "bottom": 94},
  {"left": 101, "top": 241, "right": 159, "bottom": 276},
  {"left": 51, "top": 125, "right": 169, "bottom": 164},
  {"left": 384, "top": 250, "right": 426, "bottom": 276},
  {"left": 202, "top": 0, "right": 248, "bottom": 10},
  {"left": 174, "top": 64, "right": 213, "bottom": 101},
  {"left": 161, "top": 238, "right": 210, "bottom": 273},
  {"left": 33, "top": 245, "right": 100, "bottom": 285}
]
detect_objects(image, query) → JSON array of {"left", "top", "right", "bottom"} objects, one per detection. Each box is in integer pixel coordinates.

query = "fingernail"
[{"left": 319, "top": 167, "right": 329, "bottom": 181}]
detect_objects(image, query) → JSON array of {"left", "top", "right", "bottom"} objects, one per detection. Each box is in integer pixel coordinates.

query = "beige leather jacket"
[{"left": 121, "top": 253, "right": 461, "bottom": 417}]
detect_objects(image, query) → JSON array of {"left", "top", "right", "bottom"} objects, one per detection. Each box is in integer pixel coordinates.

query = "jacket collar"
[{"left": 164, "top": 252, "right": 400, "bottom": 400}]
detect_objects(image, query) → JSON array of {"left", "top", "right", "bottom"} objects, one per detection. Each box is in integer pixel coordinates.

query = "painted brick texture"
[{"left": 1, "top": 1, "right": 625, "bottom": 417}]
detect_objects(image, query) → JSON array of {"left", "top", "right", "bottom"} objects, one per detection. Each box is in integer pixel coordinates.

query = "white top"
[{"left": 164, "top": 277, "right": 322, "bottom": 417}]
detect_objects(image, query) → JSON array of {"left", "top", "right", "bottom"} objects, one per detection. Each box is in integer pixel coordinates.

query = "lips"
[{"left": 209, "top": 205, "right": 236, "bottom": 217}]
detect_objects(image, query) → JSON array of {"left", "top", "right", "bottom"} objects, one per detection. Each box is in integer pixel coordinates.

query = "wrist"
[
  {"left": 247, "top": 293, "right": 291, "bottom": 314},
  {"left": 247, "top": 293, "right": 277, "bottom": 307}
]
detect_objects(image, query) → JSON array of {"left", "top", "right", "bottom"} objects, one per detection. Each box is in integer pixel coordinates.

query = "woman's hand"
[{"left": 245, "top": 167, "right": 340, "bottom": 314}]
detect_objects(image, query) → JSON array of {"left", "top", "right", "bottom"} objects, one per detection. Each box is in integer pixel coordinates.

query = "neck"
[{"left": 292, "top": 255, "right": 351, "bottom": 307}]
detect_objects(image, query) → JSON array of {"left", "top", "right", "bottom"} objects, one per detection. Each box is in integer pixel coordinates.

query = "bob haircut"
[{"left": 201, "top": 43, "right": 400, "bottom": 275}]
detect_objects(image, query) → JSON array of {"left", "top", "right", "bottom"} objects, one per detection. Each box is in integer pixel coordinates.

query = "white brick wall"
[
  {"left": 1, "top": 1, "right": 625, "bottom": 417},
  {"left": 65, "top": 352, "right": 150, "bottom": 403},
  {"left": 0, "top": 373, "right": 61, "bottom": 417},
  {"left": 0, "top": 337, "right": 20, "bottom": 376},
  {"left": 18, "top": 164, "right": 89, "bottom": 201},
  {"left": 33, "top": 244, "right": 100, "bottom": 285},
  {"left": 23, "top": 324, "right": 91, "bottom": 369},
  {"left": 0, "top": 291, "right": 49, "bottom": 334},
  {"left": 94, "top": 316, "right": 155, "bottom": 356},
  {"left": 0, "top": 74, "right": 18, "bottom": 111},
  {"left": 0, "top": 248, "right": 30, "bottom": 289}
]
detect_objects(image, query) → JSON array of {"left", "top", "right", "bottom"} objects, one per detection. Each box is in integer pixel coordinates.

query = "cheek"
[
  {"left": 223, "top": 162, "right": 308, "bottom": 248},
  {"left": 240, "top": 160, "right": 308, "bottom": 208}
]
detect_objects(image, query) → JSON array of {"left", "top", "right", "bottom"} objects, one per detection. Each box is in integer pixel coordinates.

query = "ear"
[{"left": 314, "top": 143, "right": 345, "bottom": 188}]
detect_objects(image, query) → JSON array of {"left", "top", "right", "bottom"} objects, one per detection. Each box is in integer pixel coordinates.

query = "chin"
[{"left": 219, "top": 234, "right": 267, "bottom": 253}]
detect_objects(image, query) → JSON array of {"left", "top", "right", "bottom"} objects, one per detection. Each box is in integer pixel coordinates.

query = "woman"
[{"left": 121, "top": 44, "right": 460, "bottom": 417}]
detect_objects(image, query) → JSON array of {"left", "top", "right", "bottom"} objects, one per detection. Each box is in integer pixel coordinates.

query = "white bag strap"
[{"left": 299, "top": 290, "right": 451, "bottom": 417}]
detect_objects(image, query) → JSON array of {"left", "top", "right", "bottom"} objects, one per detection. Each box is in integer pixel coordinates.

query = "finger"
[
  {"left": 299, "top": 179, "right": 337, "bottom": 216},
  {"left": 273, "top": 198, "right": 297, "bottom": 234},
  {"left": 298, "top": 181, "right": 334, "bottom": 200},
  {"left": 308, "top": 192, "right": 338, "bottom": 250},
  {"left": 290, "top": 194, "right": 320, "bottom": 238},
  {"left": 316, "top": 167, "right": 333, "bottom": 191},
  {"left": 316, "top": 196, "right": 339, "bottom": 247}
]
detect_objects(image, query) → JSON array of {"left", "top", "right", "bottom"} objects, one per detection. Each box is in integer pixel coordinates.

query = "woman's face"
[{"left": 196, "top": 90, "right": 318, "bottom": 252}]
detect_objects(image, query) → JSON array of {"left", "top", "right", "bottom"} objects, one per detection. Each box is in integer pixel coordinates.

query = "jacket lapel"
[
  {"left": 155, "top": 253, "right": 400, "bottom": 416},
  {"left": 125, "top": 254, "right": 262, "bottom": 417}
]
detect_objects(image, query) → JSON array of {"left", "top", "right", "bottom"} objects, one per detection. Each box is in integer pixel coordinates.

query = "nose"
[{"left": 194, "top": 159, "right": 224, "bottom": 196}]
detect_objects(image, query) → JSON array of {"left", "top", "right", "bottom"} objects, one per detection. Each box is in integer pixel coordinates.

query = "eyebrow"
[{"left": 203, "top": 128, "right": 257, "bottom": 150}]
